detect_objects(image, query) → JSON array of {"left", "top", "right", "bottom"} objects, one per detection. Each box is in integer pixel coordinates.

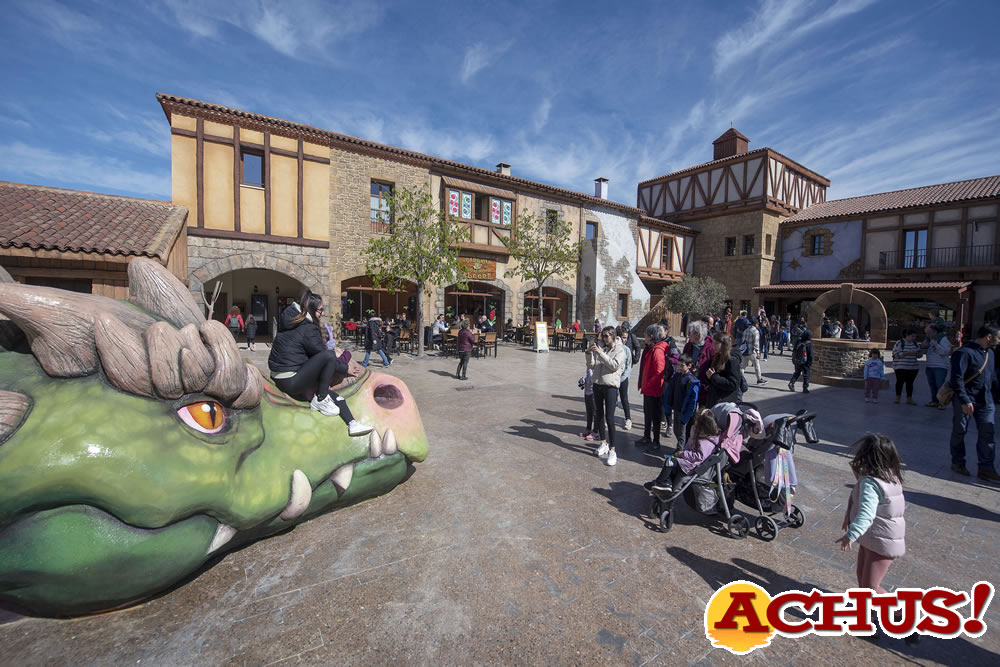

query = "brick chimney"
[
  {"left": 594, "top": 177, "right": 608, "bottom": 199},
  {"left": 712, "top": 128, "right": 750, "bottom": 160},
  {"left": 496, "top": 162, "right": 511, "bottom": 176}
]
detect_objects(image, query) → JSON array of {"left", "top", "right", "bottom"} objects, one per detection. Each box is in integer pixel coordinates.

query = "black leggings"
[
  {"left": 456, "top": 351, "right": 470, "bottom": 378},
  {"left": 895, "top": 368, "right": 918, "bottom": 398},
  {"left": 618, "top": 378, "right": 631, "bottom": 420},
  {"left": 585, "top": 392, "right": 596, "bottom": 431},
  {"left": 273, "top": 352, "right": 354, "bottom": 421},
  {"left": 593, "top": 383, "right": 617, "bottom": 448},
  {"left": 643, "top": 394, "right": 662, "bottom": 443}
]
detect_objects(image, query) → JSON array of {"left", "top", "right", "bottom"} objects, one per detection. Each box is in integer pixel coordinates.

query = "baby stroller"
[
  {"left": 720, "top": 406, "right": 818, "bottom": 540},
  {"left": 648, "top": 404, "right": 817, "bottom": 540},
  {"left": 648, "top": 405, "right": 756, "bottom": 537}
]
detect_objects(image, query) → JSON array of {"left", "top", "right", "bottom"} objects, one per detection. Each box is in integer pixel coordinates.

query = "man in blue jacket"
[{"left": 948, "top": 323, "right": 999, "bottom": 481}]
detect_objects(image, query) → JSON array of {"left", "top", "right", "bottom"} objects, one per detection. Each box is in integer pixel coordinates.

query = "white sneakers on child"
[
  {"left": 606, "top": 451, "right": 617, "bottom": 466},
  {"left": 595, "top": 442, "right": 609, "bottom": 458},
  {"left": 310, "top": 395, "right": 340, "bottom": 416},
  {"left": 347, "top": 420, "right": 374, "bottom": 437}
]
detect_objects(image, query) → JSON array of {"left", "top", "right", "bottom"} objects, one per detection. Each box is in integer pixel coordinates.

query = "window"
[
  {"left": 447, "top": 189, "right": 511, "bottom": 225},
  {"left": 370, "top": 181, "right": 393, "bottom": 232},
  {"left": 765, "top": 234, "right": 772, "bottom": 255},
  {"left": 811, "top": 235, "right": 825, "bottom": 256},
  {"left": 585, "top": 221, "right": 597, "bottom": 240},
  {"left": 661, "top": 236, "right": 674, "bottom": 270},
  {"left": 545, "top": 209, "right": 558, "bottom": 234},
  {"left": 617, "top": 292, "right": 629, "bottom": 318},
  {"left": 904, "top": 229, "right": 928, "bottom": 268},
  {"left": 725, "top": 237, "right": 737, "bottom": 256},
  {"left": 240, "top": 150, "right": 264, "bottom": 188},
  {"left": 743, "top": 235, "right": 755, "bottom": 255}
]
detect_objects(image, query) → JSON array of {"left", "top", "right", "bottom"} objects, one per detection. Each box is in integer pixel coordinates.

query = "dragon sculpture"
[{"left": 0, "top": 258, "right": 428, "bottom": 616}]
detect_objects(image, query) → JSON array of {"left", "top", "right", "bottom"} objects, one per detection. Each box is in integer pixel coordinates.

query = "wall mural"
[{"left": 0, "top": 258, "right": 428, "bottom": 616}]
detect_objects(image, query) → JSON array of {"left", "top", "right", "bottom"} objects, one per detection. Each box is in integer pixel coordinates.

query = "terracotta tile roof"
[
  {"left": 753, "top": 281, "right": 972, "bottom": 292},
  {"left": 156, "top": 93, "right": 651, "bottom": 219},
  {"left": 0, "top": 181, "right": 187, "bottom": 259},
  {"left": 783, "top": 175, "right": 1000, "bottom": 224}
]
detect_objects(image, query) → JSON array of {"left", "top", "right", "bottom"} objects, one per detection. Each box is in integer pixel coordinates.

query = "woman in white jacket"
[
  {"left": 588, "top": 326, "right": 628, "bottom": 466},
  {"left": 922, "top": 321, "right": 952, "bottom": 408}
]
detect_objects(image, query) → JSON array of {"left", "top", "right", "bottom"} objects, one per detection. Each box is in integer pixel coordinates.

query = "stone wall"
[
  {"left": 810, "top": 339, "right": 883, "bottom": 388},
  {"left": 187, "top": 235, "right": 327, "bottom": 301}
]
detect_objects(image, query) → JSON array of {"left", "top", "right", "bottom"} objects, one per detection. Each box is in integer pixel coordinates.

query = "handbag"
[{"left": 936, "top": 356, "right": 989, "bottom": 406}]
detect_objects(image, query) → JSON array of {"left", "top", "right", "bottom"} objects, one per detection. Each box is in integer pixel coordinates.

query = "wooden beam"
[
  {"left": 297, "top": 138, "right": 304, "bottom": 239},
  {"left": 233, "top": 124, "right": 241, "bottom": 232},
  {"left": 196, "top": 117, "right": 204, "bottom": 228},
  {"left": 6, "top": 267, "right": 127, "bottom": 281},
  {"left": 264, "top": 131, "right": 271, "bottom": 235}
]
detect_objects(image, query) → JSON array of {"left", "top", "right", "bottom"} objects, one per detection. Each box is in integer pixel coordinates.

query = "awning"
[
  {"left": 442, "top": 175, "right": 516, "bottom": 201},
  {"left": 753, "top": 281, "right": 971, "bottom": 293}
]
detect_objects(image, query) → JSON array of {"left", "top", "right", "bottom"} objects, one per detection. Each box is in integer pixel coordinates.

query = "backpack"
[
  {"left": 735, "top": 327, "right": 751, "bottom": 356},
  {"left": 665, "top": 335, "right": 679, "bottom": 359},
  {"left": 793, "top": 341, "right": 808, "bottom": 366}
]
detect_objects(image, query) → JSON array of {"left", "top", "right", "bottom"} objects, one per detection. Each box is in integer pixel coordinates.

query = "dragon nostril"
[{"left": 373, "top": 383, "right": 404, "bottom": 409}]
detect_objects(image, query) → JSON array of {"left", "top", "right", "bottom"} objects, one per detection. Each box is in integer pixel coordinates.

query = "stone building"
[
  {"left": 755, "top": 175, "right": 1000, "bottom": 338},
  {"left": 157, "top": 94, "right": 696, "bottom": 335},
  {"left": 636, "top": 128, "right": 828, "bottom": 314},
  {"left": 0, "top": 181, "right": 188, "bottom": 297}
]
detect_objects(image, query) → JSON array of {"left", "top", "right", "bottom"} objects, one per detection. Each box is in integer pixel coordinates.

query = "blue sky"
[{"left": 1, "top": 0, "right": 998, "bottom": 205}]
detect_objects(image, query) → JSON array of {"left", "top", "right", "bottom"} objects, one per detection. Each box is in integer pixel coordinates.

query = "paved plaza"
[{"left": 2, "top": 342, "right": 998, "bottom": 665}]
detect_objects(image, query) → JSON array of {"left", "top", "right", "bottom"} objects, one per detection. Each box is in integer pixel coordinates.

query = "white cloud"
[
  {"left": 162, "top": 0, "right": 382, "bottom": 61},
  {"left": 0, "top": 114, "right": 31, "bottom": 130},
  {"left": 460, "top": 40, "right": 513, "bottom": 84},
  {"left": 20, "top": 0, "right": 101, "bottom": 34},
  {"left": 86, "top": 112, "right": 170, "bottom": 156},
  {"left": 0, "top": 141, "right": 169, "bottom": 197},
  {"left": 532, "top": 98, "right": 552, "bottom": 133}
]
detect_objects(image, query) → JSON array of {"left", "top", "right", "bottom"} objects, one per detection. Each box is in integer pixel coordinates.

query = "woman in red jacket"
[{"left": 637, "top": 324, "right": 668, "bottom": 451}]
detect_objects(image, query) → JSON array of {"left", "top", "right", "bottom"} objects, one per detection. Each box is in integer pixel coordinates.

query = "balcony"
[{"left": 878, "top": 244, "right": 999, "bottom": 271}]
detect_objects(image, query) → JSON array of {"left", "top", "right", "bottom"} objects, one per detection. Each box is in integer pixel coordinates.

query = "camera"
[{"left": 578, "top": 376, "right": 586, "bottom": 390}]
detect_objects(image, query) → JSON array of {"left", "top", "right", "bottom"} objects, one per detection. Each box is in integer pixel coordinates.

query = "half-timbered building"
[{"left": 636, "top": 128, "right": 829, "bottom": 313}]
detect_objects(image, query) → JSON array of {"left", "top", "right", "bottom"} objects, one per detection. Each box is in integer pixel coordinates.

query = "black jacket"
[
  {"left": 268, "top": 315, "right": 343, "bottom": 374},
  {"left": 704, "top": 350, "right": 744, "bottom": 406},
  {"left": 365, "top": 319, "right": 384, "bottom": 351}
]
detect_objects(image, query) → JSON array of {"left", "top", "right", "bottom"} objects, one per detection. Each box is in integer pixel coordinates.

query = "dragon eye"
[{"left": 177, "top": 401, "right": 227, "bottom": 434}]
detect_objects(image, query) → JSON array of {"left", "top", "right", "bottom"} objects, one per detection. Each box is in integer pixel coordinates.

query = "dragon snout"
[
  {"left": 372, "top": 382, "right": 404, "bottom": 409},
  {"left": 360, "top": 373, "right": 428, "bottom": 463}
]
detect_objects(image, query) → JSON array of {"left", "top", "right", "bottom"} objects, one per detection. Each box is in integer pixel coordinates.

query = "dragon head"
[{"left": 0, "top": 259, "right": 427, "bottom": 616}]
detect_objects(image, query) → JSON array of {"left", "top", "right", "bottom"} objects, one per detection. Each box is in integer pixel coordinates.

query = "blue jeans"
[
  {"left": 950, "top": 400, "right": 996, "bottom": 469},
  {"left": 926, "top": 367, "right": 947, "bottom": 402},
  {"left": 361, "top": 349, "right": 390, "bottom": 367}
]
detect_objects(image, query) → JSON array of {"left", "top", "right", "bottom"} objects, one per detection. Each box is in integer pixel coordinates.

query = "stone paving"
[{"left": 2, "top": 342, "right": 998, "bottom": 665}]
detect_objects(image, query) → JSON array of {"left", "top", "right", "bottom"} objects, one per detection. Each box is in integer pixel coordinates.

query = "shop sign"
[{"left": 459, "top": 258, "right": 496, "bottom": 281}]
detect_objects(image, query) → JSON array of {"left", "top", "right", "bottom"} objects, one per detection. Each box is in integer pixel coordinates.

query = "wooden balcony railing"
[{"left": 878, "top": 244, "right": 999, "bottom": 271}]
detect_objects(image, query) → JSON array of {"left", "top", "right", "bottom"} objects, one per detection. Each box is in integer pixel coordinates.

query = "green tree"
[
  {"left": 363, "top": 185, "right": 468, "bottom": 357},
  {"left": 661, "top": 275, "right": 729, "bottom": 319},
  {"left": 501, "top": 212, "right": 582, "bottom": 323}
]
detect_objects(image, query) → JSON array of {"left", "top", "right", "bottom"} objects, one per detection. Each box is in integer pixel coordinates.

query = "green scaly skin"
[{"left": 0, "top": 349, "right": 427, "bottom": 616}]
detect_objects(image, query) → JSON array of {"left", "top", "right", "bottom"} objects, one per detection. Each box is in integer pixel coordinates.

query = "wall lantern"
[
  {"left": 253, "top": 285, "right": 259, "bottom": 294},
  {"left": 275, "top": 286, "right": 280, "bottom": 295}
]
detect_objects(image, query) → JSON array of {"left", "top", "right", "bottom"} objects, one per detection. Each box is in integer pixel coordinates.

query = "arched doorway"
[
  {"left": 523, "top": 287, "right": 571, "bottom": 327},
  {"left": 341, "top": 276, "right": 417, "bottom": 322},
  {"left": 199, "top": 268, "right": 306, "bottom": 343},
  {"left": 443, "top": 281, "right": 505, "bottom": 328}
]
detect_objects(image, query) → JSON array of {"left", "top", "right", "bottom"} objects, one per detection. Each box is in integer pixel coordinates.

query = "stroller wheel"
[
  {"left": 755, "top": 516, "right": 779, "bottom": 542},
  {"left": 651, "top": 499, "right": 663, "bottom": 518},
  {"left": 659, "top": 509, "right": 674, "bottom": 532},
  {"left": 788, "top": 505, "right": 805, "bottom": 528},
  {"left": 727, "top": 515, "right": 750, "bottom": 539}
]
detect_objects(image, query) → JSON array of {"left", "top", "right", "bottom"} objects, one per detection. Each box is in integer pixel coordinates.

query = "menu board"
[{"left": 533, "top": 321, "right": 549, "bottom": 352}]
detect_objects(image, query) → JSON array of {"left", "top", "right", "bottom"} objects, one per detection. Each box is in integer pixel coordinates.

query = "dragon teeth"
[
  {"left": 207, "top": 523, "right": 237, "bottom": 555},
  {"left": 329, "top": 463, "right": 353, "bottom": 492},
  {"left": 279, "top": 469, "right": 312, "bottom": 521},
  {"left": 382, "top": 429, "right": 397, "bottom": 455},
  {"left": 369, "top": 429, "right": 382, "bottom": 458}
]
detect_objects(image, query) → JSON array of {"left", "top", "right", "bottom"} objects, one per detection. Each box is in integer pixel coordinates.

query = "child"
[
  {"left": 777, "top": 325, "right": 788, "bottom": 355},
  {"left": 643, "top": 408, "right": 720, "bottom": 493},
  {"left": 788, "top": 330, "right": 813, "bottom": 393},
  {"left": 662, "top": 354, "right": 700, "bottom": 449},
  {"left": 578, "top": 368, "right": 596, "bottom": 441},
  {"left": 245, "top": 314, "right": 257, "bottom": 351},
  {"left": 863, "top": 349, "right": 884, "bottom": 403},
  {"left": 836, "top": 433, "right": 906, "bottom": 597}
]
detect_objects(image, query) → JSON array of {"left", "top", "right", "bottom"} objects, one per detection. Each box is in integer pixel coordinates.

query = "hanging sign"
[{"left": 458, "top": 257, "right": 496, "bottom": 280}]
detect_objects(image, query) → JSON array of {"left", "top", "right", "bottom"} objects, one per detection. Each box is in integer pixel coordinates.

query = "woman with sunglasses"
[
  {"left": 268, "top": 290, "right": 372, "bottom": 436},
  {"left": 588, "top": 326, "right": 628, "bottom": 466}
]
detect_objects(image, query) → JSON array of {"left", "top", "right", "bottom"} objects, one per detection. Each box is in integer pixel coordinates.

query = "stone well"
[{"left": 806, "top": 283, "right": 889, "bottom": 389}]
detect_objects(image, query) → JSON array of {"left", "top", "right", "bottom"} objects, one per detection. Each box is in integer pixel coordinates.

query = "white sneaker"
[
  {"left": 310, "top": 395, "right": 340, "bottom": 417},
  {"left": 347, "top": 420, "right": 374, "bottom": 437},
  {"left": 864, "top": 397, "right": 870, "bottom": 403},
  {"left": 596, "top": 442, "right": 609, "bottom": 458},
  {"left": 624, "top": 418, "right": 632, "bottom": 431},
  {"left": 606, "top": 451, "right": 617, "bottom": 466}
]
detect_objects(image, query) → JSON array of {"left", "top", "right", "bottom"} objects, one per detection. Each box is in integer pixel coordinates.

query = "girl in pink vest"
[{"left": 836, "top": 433, "right": 906, "bottom": 594}]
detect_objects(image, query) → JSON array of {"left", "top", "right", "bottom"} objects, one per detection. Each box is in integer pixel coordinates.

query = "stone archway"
[
  {"left": 435, "top": 277, "right": 514, "bottom": 324},
  {"left": 807, "top": 283, "right": 888, "bottom": 344},
  {"left": 191, "top": 256, "right": 322, "bottom": 297},
  {"left": 519, "top": 277, "right": 576, "bottom": 325}
]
